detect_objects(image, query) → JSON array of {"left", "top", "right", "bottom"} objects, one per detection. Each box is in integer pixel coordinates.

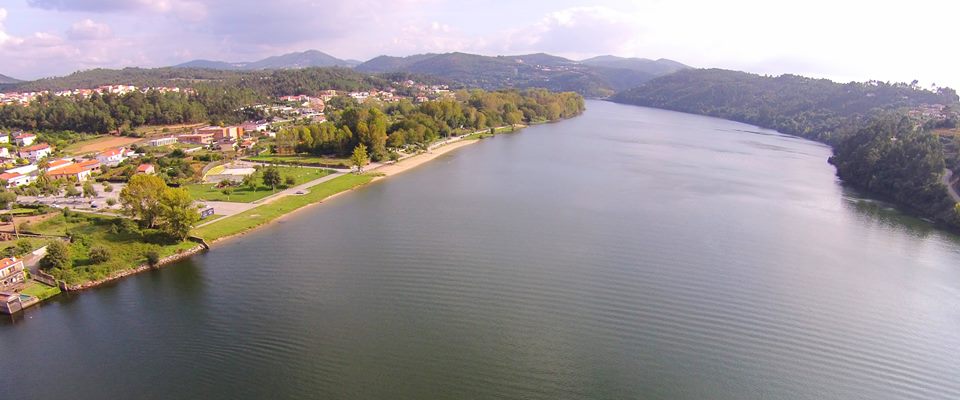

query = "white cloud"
[{"left": 68, "top": 19, "right": 113, "bottom": 40}]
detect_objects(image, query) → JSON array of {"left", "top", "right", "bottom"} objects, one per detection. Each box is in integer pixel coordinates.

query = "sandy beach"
[{"left": 376, "top": 138, "right": 480, "bottom": 177}]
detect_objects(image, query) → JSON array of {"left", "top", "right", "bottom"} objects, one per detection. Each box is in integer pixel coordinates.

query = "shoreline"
[
  {"left": 200, "top": 136, "right": 482, "bottom": 248},
  {"left": 41, "top": 132, "right": 494, "bottom": 294}
]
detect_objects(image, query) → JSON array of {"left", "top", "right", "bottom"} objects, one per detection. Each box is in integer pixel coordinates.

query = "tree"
[
  {"left": 241, "top": 174, "right": 257, "bottom": 192},
  {"left": 65, "top": 185, "right": 81, "bottom": 197},
  {"left": 119, "top": 174, "right": 167, "bottom": 228},
  {"left": 145, "top": 250, "right": 160, "bottom": 267},
  {"left": 262, "top": 166, "right": 281, "bottom": 191},
  {"left": 284, "top": 176, "right": 296, "bottom": 187},
  {"left": 89, "top": 246, "right": 111, "bottom": 264},
  {"left": 13, "top": 240, "right": 33, "bottom": 257},
  {"left": 40, "top": 240, "right": 71, "bottom": 270},
  {"left": 351, "top": 143, "right": 369, "bottom": 173},
  {"left": 221, "top": 187, "right": 233, "bottom": 200},
  {"left": 158, "top": 188, "right": 200, "bottom": 241},
  {"left": 0, "top": 190, "right": 16, "bottom": 209},
  {"left": 82, "top": 181, "right": 97, "bottom": 198}
]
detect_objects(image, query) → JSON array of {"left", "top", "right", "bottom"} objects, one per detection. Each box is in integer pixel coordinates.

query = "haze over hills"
[
  {"left": 174, "top": 50, "right": 360, "bottom": 70},
  {"left": 355, "top": 52, "right": 690, "bottom": 96},
  {"left": 5, "top": 50, "right": 690, "bottom": 97},
  {"left": 0, "top": 73, "right": 22, "bottom": 84}
]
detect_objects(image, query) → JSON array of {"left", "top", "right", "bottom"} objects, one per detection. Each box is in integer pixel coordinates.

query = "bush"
[
  {"left": 284, "top": 176, "right": 296, "bottom": 186},
  {"left": 40, "top": 240, "right": 71, "bottom": 270},
  {"left": 145, "top": 250, "right": 160, "bottom": 266},
  {"left": 103, "top": 183, "right": 113, "bottom": 193},
  {"left": 13, "top": 240, "right": 33, "bottom": 256},
  {"left": 106, "top": 198, "right": 117, "bottom": 206},
  {"left": 89, "top": 246, "right": 111, "bottom": 264}
]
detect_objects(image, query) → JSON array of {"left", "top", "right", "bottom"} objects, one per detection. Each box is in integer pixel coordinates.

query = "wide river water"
[{"left": 3, "top": 100, "right": 960, "bottom": 399}]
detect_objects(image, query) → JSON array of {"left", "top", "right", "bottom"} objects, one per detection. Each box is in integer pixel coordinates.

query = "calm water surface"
[{"left": 3, "top": 101, "right": 960, "bottom": 399}]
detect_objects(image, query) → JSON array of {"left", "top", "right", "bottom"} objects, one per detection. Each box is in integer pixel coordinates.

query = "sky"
[{"left": 0, "top": 0, "right": 958, "bottom": 88}]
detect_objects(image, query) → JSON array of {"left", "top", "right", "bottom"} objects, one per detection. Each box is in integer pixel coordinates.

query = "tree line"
[{"left": 275, "top": 88, "right": 585, "bottom": 161}]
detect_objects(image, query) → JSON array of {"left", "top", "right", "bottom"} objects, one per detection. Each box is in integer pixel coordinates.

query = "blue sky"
[{"left": 1, "top": 0, "right": 958, "bottom": 89}]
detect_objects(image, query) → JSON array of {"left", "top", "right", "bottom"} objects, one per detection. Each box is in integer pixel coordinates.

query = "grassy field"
[
  {"left": 63, "top": 135, "right": 142, "bottom": 155},
  {"left": 133, "top": 123, "right": 205, "bottom": 137},
  {"left": 186, "top": 166, "right": 331, "bottom": 203},
  {"left": 30, "top": 213, "right": 198, "bottom": 285},
  {"left": 245, "top": 153, "right": 352, "bottom": 168},
  {"left": 464, "top": 125, "right": 517, "bottom": 140},
  {"left": 21, "top": 281, "right": 61, "bottom": 300},
  {"left": 193, "top": 173, "right": 374, "bottom": 241}
]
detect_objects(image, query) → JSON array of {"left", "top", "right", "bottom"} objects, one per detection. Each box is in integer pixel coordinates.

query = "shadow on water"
[{"left": 839, "top": 186, "right": 955, "bottom": 241}]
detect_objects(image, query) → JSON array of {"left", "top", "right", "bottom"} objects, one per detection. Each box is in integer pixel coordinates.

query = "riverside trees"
[{"left": 119, "top": 174, "right": 200, "bottom": 241}]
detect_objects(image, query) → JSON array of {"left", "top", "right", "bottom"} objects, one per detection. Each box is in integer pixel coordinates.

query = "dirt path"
[{"left": 942, "top": 169, "right": 960, "bottom": 202}]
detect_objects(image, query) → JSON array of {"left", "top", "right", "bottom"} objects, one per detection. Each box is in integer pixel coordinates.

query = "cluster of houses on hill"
[
  {"left": 0, "top": 85, "right": 192, "bottom": 106},
  {"left": 0, "top": 131, "right": 156, "bottom": 189}
]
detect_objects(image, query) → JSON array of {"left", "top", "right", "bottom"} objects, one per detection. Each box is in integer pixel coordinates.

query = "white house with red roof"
[
  {"left": 96, "top": 147, "right": 128, "bottom": 166},
  {"left": 18, "top": 143, "right": 51, "bottom": 162},
  {"left": 0, "top": 172, "right": 34, "bottom": 187},
  {"left": 14, "top": 133, "right": 36, "bottom": 146},
  {"left": 47, "top": 158, "right": 74, "bottom": 172},
  {"left": 136, "top": 163, "right": 155, "bottom": 174}
]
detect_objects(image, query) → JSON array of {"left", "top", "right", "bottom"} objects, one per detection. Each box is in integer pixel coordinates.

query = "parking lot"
[{"left": 17, "top": 182, "right": 125, "bottom": 212}]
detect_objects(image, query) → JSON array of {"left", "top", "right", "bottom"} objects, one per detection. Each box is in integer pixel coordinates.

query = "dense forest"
[
  {"left": 0, "top": 86, "right": 258, "bottom": 133},
  {"left": 277, "top": 89, "right": 585, "bottom": 161},
  {"left": 613, "top": 68, "right": 960, "bottom": 227},
  {"left": 5, "top": 67, "right": 396, "bottom": 95}
]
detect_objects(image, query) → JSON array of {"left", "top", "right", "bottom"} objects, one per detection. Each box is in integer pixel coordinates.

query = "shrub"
[
  {"left": 145, "top": 250, "right": 160, "bottom": 266},
  {"left": 41, "top": 240, "right": 71, "bottom": 270},
  {"left": 285, "top": 176, "right": 296, "bottom": 186},
  {"left": 106, "top": 198, "right": 117, "bottom": 206},
  {"left": 13, "top": 240, "right": 33, "bottom": 256},
  {"left": 89, "top": 246, "right": 111, "bottom": 264}
]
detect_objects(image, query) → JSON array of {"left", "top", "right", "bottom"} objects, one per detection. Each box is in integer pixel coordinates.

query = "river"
[{"left": 3, "top": 100, "right": 960, "bottom": 399}]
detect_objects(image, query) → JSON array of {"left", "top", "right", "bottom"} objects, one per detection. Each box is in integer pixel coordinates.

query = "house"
[
  {"left": 14, "top": 133, "right": 36, "bottom": 146},
  {"left": 96, "top": 148, "right": 127, "bottom": 166},
  {"left": 0, "top": 291, "right": 22, "bottom": 314},
  {"left": 47, "top": 158, "right": 74, "bottom": 172},
  {"left": 0, "top": 135, "right": 9, "bottom": 144},
  {"left": 47, "top": 164, "right": 93, "bottom": 182},
  {"left": 148, "top": 137, "right": 178, "bottom": 147},
  {"left": 195, "top": 126, "right": 244, "bottom": 141},
  {"left": 18, "top": 143, "right": 52, "bottom": 161},
  {"left": 75, "top": 159, "right": 101, "bottom": 173},
  {"left": 6, "top": 164, "right": 37, "bottom": 175},
  {"left": 0, "top": 172, "right": 34, "bottom": 187},
  {"left": 178, "top": 133, "right": 215, "bottom": 145},
  {"left": 0, "top": 147, "right": 9, "bottom": 159},
  {"left": 0, "top": 257, "right": 26, "bottom": 291},
  {"left": 136, "top": 163, "right": 155, "bottom": 174}
]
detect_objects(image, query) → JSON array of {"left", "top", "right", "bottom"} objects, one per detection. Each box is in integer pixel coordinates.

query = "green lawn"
[
  {"left": 21, "top": 281, "right": 61, "bottom": 300},
  {"left": 193, "top": 173, "right": 374, "bottom": 241},
  {"left": 30, "top": 213, "right": 198, "bottom": 285},
  {"left": 245, "top": 154, "right": 352, "bottom": 168},
  {"left": 185, "top": 166, "right": 331, "bottom": 203}
]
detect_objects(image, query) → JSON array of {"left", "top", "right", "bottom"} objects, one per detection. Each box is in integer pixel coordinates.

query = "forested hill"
[
  {"left": 612, "top": 68, "right": 960, "bottom": 228},
  {"left": 355, "top": 52, "right": 689, "bottom": 97},
  {"left": 612, "top": 69, "right": 957, "bottom": 144}
]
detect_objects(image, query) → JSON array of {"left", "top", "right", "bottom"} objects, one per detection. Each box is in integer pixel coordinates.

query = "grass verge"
[
  {"left": 21, "top": 281, "right": 61, "bottom": 300},
  {"left": 192, "top": 173, "right": 374, "bottom": 241},
  {"left": 187, "top": 166, "right": 331, "bottom": 203}
]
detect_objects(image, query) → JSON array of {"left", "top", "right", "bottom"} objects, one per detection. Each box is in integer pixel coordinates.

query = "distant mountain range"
[
  {"left": 7, "top": 50, "right": 689, "bottom": 97},
  {"left": 355, "top": 52, "right": 690, "bottom": 96},
  {"left": 0, "top": 73, "right": 21, "bottom": 84},
  {"left": 174, "top": 50, "right": 360, "bottom": 70}
]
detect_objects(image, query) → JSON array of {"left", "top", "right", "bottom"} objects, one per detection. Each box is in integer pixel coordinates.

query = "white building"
[
  {"left": 96, "top": 148, "right": 127, "bottom": 166},
  {"left": 148, "top": 137, "right": 178, "bottom": 147},
  {"left": 0, "top": 172, "right": 34, "bottom": 187},
  {"left": 14, "top": 133, "right": 36, "bottom": 147},
  {"left": 18, "top": 143, "right": 51, "bottom": 161}
]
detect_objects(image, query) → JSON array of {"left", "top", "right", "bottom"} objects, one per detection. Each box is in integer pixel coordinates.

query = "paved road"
[{"left": 194, "top": 170, "right": 347, "bottom": 228}]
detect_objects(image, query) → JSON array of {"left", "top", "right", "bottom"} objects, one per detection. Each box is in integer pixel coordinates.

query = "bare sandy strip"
[{"left": 375, "top": 139, "right": 479, "bottom": 176}]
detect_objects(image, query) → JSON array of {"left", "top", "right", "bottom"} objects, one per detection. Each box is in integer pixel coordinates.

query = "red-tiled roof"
[
  {"left": 98, "top": 148, "right": 124, "bottom": 157},
  {"left": 21, "top": 143, "right": 50, "bottom": 152},
  {"left": 48, "top": 159, "right": 73, "bottom": 168},
  {"left": 14, "top": 133, "right": 35, "bottom": 139},
  {"left": 0, "top": 257, "right": 21, "bottom": 269},
  {"left": 136, "top": 163, "right": 153, "bottom": 172},
  {"left": 0, "top": 172, "right": 20, "bottom": 180}
]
